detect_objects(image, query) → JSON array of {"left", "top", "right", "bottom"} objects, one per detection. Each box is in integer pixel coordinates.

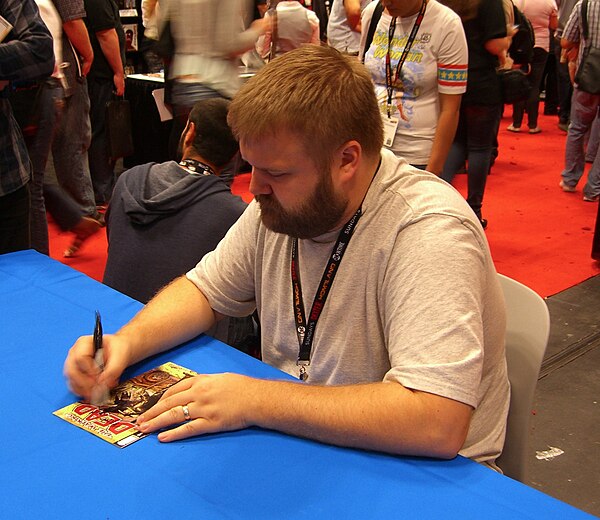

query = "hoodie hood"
[{"left": 119, "top": 161, "right": 233, "bottom": 226}]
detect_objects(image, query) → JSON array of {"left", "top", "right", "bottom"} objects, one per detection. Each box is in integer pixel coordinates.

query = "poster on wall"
[{"left": 123, "top": 23, "right": 138, "bottom": 52}]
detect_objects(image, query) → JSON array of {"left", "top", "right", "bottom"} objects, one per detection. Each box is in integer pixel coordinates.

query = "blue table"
[{"left": 0, "top": 250, "right": 593, "bottom": 519}]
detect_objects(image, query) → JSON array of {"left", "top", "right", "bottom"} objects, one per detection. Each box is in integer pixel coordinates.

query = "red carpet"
[{"left": 49, "top": 109, "right": 600, "bottom": 298}]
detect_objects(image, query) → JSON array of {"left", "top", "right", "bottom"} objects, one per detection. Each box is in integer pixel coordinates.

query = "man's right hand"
[
  {"left": 80, "top": 55, "right": 93, "bottom": 77},
  {"left": 114, "top": 71, "right": 125, "bottom": 96},
  {"left": 63, "top": 333, "right": 131, "bottom": 402}
]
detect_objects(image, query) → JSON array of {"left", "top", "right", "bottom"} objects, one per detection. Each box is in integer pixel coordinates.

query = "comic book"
[
  {"left": 0, "top": 15, "right": 12, "bottom": 43},
  {"left": 53, "top": 362, "right": 197, "bottom": 448}
]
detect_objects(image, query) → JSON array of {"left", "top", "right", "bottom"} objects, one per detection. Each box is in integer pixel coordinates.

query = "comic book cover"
[
  {"left": 53, "top": 362, "right": 197, "bottom": 448},
  {"left": 123, "top": 23, "right": 138, "bottom": 52},
  {"left": 0, "top": 15, "right": 13, "bottom": 43}
]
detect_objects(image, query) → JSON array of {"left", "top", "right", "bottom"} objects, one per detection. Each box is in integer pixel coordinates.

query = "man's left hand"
[{"left": 136, "top": 373, "right": 255, "bottom": 441}]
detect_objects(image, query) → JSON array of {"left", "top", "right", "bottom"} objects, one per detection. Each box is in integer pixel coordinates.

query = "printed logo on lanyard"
[{"left": 290, "top": 209, "right": 362, "bottom": 381}]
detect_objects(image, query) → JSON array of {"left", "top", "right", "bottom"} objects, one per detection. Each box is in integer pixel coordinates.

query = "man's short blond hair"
[{"left": 228, "top": 45, "right": 383, "bottom": 169}]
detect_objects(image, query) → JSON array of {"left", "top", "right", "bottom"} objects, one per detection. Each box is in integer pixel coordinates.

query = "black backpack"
[{"left": 508, "top": 5, "right": 535, "bottom": 71}]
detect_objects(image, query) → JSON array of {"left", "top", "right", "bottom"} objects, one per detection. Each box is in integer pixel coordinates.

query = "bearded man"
[{"left": 64, "top": 45, "right": 510, "bottom": 470}]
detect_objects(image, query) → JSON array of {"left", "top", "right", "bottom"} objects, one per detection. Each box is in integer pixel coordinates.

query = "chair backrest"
[{"left": 496, "top": 274, "right": 550, "bottom": 482}]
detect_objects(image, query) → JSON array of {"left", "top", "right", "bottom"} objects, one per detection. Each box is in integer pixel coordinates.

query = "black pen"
[
  {"left": 91, "top": 310, "right": 109, "bottom": 406},
  {"left": 93, "top": 310, "right": 104, "bottom": 370}
]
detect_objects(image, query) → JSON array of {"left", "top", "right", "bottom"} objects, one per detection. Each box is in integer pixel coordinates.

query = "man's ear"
[
  {"left": 183, "top": 121, "right": 197, "bottom": 148},
  {"left": 336, "top": 140, "right": 362, "bottom": 184}
]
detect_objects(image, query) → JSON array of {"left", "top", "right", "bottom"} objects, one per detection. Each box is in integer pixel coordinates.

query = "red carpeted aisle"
[
  {"left": 49, "top": 110, "right": 600, "bottom": 298},
  {"left": 452, "top": 110, "right": 600, "bottom": 296}
]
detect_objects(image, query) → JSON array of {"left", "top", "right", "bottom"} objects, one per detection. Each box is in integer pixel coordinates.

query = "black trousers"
[{"left": 0, "top": 183, "right": 30, "bottom": 254}]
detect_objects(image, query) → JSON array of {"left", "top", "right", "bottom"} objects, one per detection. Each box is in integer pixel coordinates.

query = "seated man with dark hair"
[{"left": 103, "top": 97, "right": 253, "bottom": 347}]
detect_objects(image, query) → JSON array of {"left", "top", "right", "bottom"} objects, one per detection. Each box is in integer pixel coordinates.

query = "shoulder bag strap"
[
  {"left": 362, "top": 0, "right": 385, "bottom": 63},
  {"left": 581, "top": 0, "right": 589, "bottom": 42}
]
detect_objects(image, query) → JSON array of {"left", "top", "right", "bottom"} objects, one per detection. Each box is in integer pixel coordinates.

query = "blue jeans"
[
  {"left": 27, "top": 79, "right": 63, "bottom": 254},
  {"left": 441, "top": 103, "right": 502, "bottom": 220},
  {"left": 52, "top": 77, "right": 97, "bottom": 217},
  {"left": 586, "top": 115, "right": 600, "bottom": 162},
  {"left": 555, "top": 42, "right": 572, "bottom": 125},
  {"left": 512, "top": 47, "right": 548, "bottom": 129},
  {"left": 561, "top": 88, "right": 600, "bottom": 199},
  {"left": 44, "top": 182, "right": 84, "bottom": 231},
  {"left": 88, "top": 78, "right": 117, "bottom": 205},
  {"left": 170, "top": 81, "right": 224, "bottom": 114},
  {"left": 169, "top": 81, "right": 224, "bottom": 160}
]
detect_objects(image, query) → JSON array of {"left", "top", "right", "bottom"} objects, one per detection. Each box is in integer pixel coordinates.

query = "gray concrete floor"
[{"left": 529, "top": 275, "right": 600, "bottom": 517}]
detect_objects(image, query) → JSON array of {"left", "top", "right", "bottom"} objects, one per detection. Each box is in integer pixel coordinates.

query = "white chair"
[{"left": 496, "top": 274, "right": 550, "bottom": 483}]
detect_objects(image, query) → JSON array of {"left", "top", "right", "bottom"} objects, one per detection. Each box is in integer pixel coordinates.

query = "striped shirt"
[
  {"left": 0, "top": 0, "right": 54, "bottom": 196},
  {"left": 563, "top": 0, "right": 600, "bottom": 67}
]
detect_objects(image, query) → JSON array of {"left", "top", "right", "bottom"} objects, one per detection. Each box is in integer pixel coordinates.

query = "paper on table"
[{"left": 152, "top": 88, "right": 173, "bottom": 122}]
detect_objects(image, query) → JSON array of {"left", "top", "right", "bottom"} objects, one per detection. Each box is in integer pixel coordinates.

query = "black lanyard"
[
  {"left": 291, "top": 208, "right": 363, "bottom": 381},
  {"left": 179, "top": 158, "right": 215, "bottom": 176},
  {"left": 385, "top": 0, "right": 427, "bottom": 117}
]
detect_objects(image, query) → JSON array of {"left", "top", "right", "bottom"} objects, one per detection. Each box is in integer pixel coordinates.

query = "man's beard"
[{"left": 256, "top": 170, "right": 348, "bottom": 239}]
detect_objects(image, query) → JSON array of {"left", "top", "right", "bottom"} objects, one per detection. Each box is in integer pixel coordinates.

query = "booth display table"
[{"left": 0, "top": 250, "right": 594, "bottom": 519}]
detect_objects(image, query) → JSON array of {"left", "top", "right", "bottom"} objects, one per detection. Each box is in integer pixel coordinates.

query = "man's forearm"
[
  {"left": 344, "top": 0, "right": 362, "bottom": 30},
  {"left": 63, "top": 19, "right": 94, "bottom": 66},
  {"left": 484, "top": 37, "right": 509, "bottom": 60},
  {"left": 428, "top": 98, "right": 461, "bottom": 175},
  {"left": 248, "top": 379, "right": 472, "bottom": 458},
  {"left": 561, "top": 37, "right": 577, "bottom": 51},
  {"left": 96, "top": 28, "right": 123, "bottom": 76},
  {"left": 116, "top": 276, "right": 217, "bottom": 366}
]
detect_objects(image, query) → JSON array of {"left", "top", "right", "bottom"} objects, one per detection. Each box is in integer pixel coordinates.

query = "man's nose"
[{"left": 249, "top": 168, "right": 273, "bottom": 196}]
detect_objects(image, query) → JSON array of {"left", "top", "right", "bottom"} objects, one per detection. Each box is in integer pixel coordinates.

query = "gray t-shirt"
[{"left": 187, "top": 149, "right": 509, "bottom": 466}]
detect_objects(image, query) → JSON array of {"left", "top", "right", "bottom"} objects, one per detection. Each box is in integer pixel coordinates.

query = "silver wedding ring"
[{"left": 182, "top": 404, "right": 191, "bottom": 421}]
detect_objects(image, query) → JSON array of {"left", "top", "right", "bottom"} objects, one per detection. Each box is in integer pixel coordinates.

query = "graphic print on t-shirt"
[{"left": 365, "top": 27, "right": 467, "bottom": 126}]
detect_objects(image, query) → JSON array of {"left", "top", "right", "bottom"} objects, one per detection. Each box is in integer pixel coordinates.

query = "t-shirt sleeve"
[
  {"left": 54, "top": 0, "right": 86, "bottom": 23},
  {"left": 186, "top": 201, "right": 259, "bottom": 318},
  {"left": 84, "top": 0, "right": 117, "bottom": 32},
  {"left": 381, "top": 215, "right": 489, "bottom": 408},
  {"left": 481, "top": 0, "right": 508, "bottom": 41},
  {"left": 437, "top": 12, "right": 468, "bottom": 94},
  {"left": 562, "top": 1, "right": 581, "bottom": 43}
]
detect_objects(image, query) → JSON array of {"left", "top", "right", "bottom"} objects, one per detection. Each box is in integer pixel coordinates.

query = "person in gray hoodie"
[{"left": 103, "top": 97, "right": 253, "bottom": 347}]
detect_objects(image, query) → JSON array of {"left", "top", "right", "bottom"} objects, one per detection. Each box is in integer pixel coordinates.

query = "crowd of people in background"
[{"left": 1, "top": 0, "right": 598, "bottom": 252}]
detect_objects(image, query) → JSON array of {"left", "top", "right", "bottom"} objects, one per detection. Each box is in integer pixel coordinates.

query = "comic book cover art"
[
  {"left": 123, "top": 23, "right": 138, "bottom": 52},
  {"left": 53, "top": 362, "right": 197, "bottom": 448}
]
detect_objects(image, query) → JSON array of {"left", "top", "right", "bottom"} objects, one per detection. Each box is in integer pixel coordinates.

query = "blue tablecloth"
[{"left": 0, "top": 250, "right": 593, "bottom": 519}]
